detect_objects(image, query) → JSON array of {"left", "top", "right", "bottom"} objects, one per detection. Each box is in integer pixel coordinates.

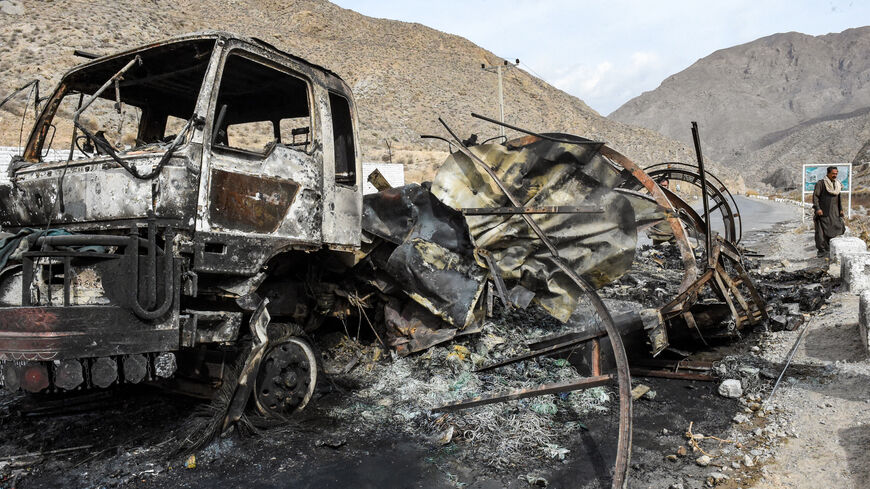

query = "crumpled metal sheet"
[
  {"left": 359, "top": 185, "right": 487, "bottom": 354},
  {"left": 355, "top": 137, "right": 666, "bottom": 353},
  {"left": 430, "top": 136, "right": 642, "bottom": 322},
  {"left": 362, "top": 184, "right": 475, "bottom": 254}
]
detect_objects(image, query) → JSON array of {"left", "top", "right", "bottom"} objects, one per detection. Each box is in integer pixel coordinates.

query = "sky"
[{"left": 331, "top": 1, "right": 870, "bottom": 115}]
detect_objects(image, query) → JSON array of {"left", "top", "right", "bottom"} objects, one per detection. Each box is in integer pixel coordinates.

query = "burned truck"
[
  {"left": 0, "top": 32, "right": 764, "bottom": 463},
  {"left": 0, "top": 32, "right": 366, "bottom": 419}
]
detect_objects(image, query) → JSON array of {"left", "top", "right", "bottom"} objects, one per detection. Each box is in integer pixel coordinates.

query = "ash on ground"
[
  {"left": 320, "top": 304, "right": 613, "bottom": 472},
  {"left": 600, "top": 243, "right": 685, "bottom": 308}
]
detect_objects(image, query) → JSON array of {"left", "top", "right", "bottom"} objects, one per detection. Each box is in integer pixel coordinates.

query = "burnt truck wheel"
[{"left": 253, "top": 336, "right": 317, "bottom": 419}]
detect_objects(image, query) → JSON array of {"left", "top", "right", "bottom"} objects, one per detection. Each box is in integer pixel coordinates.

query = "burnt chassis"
[{"left": 0, "top": 32, "right": 363, "bottom": 414}]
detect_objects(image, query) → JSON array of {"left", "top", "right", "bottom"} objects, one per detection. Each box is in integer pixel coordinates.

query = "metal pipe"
[
  {"left": 73, "top": 56, "right": 141, "bottom": 122},
  {"left": 767, "top": 320, "right": 812, "bottom": 402},
  {"left": 471, "top": 112, "right": 604, "bottom": 146},
  {"left": 461, "top": 205, "right": 602, "bottom": 215},
  {"left": 691, "top": 122, "right": 714, "bottom": 267}
]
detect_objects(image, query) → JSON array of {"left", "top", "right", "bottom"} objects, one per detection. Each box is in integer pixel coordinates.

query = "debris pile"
[
  {"left": 325, "top": 304, "right": 613, "bottom": 469},
  {"left": 600, "top": 243, "right": 686, "bottom": 308},
  {"left": 755, "top": 266, "right": 834, "bottom": 331}
]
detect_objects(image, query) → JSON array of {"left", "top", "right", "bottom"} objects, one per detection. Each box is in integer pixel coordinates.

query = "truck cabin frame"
[{"left": 0, "top": 33, "right": 362, "bottom": 403}]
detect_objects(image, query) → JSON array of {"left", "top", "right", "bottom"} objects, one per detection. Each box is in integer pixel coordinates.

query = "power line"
[{"left": 518, "top": 61, "right": 552, "bottom": 86}]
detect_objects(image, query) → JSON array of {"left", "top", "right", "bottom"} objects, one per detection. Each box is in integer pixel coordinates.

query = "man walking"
[{"left": 812, "top": 166, "right": 845, "bottom": 257}]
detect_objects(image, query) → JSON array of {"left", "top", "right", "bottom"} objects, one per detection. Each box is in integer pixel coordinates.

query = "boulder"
[
  {"left": 841, "top": 253, "right": 870, "bottom": 293},
  {"left": 718, "top": 379, "right": 743, "bottom": 398},
  {"left": 859, "top": 291, "right": 870, "bottom": 354},
  {"left": 830, "top": 237, "right": 867, "bottom": 262}
]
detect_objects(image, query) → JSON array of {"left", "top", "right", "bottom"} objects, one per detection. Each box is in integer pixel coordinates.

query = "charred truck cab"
[{"left": 0, "top": 32, "right": 362, "bottom": 418}]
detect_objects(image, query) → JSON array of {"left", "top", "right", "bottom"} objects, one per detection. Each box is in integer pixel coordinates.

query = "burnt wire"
[
  {"left": 3, "top": 80, "right": 41, "bottom": 157},
  {"left": 0, "top": 79, "right": 39, "bottom": 117},
  {"left": 73, "top": 113, "right": 201, "bottom": 180}
]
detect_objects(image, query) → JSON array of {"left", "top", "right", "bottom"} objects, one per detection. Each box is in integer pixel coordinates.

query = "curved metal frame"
[
  {"left": 440, "top": 117, "right": 633, "bottom": 489},
  {"left": 599, "top": 148, "right": 700, "bottom": 294},
  {"left": 642, "top": 162, "right": 743, "bottom": 244}
]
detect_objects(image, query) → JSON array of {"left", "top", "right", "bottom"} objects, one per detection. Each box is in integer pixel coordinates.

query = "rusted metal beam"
[
  {"left": 461, "top": 205, "right": 602, "bottom": 215},
  {"left": 591, "top": 337, "right": 601, "bottom": 376},
  {"left": 476, "top": 329, "right": 607, "bottom": 372},
  {"left": 432, "top": 374, "right": 613, "bottom": 413},
  {"left": 690, "top": 122, "right": 715, "bottom": 268},
  {"left": 631, "top": 358, "right": 714, "bottom": 371},
  {"left": 630, "top": 368, "right": 714, "bottom": 382},
  {"left": 659, "top": 268, "right": 713, "bottom": 318}
]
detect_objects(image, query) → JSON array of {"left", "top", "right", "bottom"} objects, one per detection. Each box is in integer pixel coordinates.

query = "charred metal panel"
[
  {"left": 0, "top": 306, "right": 178, "bottom": 361},
  {"left": 203, "top": 149, "right": 322, "bottom": 242},
  {"left": 363, "top": 185, "right": 475, "bottom": 252},
  {"left": 208, "top": 169, "right": 300, "bottom": 234},
  {"left": 184, "top": 310, "right": 243, "bottom": 343},
  {"left": 0, "top": 156, "right": 198, "bottom": 229},
  {"left": 192, "top": 232, "right": 317, "bottom": 275},
  {"left": 385, "top": 238, "right": 487, "bottom": 328},
  {"left": 431, "top": 139, "right": 639, "bottom": 322},
  {"left": 319, "top": 88, "right": 363, "bottom": 248},
  {"left": 360, "top": 185, "right": 486, "bottom": 345}
]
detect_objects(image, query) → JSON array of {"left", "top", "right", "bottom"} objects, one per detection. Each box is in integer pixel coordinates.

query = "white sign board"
[{"left": 362, "top": 162, "right": 405, "bottom": 195}]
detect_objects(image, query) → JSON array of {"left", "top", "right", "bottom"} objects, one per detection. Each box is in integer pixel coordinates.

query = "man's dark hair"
[{"left": 827, "top": 166, "right": 838, "bottom": 174}]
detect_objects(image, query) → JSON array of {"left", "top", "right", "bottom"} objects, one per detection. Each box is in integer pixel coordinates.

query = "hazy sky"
[{"left": 331, "top": 1, "right": 869, "bottom": 115}]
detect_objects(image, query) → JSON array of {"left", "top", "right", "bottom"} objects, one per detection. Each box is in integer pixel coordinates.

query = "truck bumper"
[{"left": 0, "top": 306, "right": 179, "bottom": 362}]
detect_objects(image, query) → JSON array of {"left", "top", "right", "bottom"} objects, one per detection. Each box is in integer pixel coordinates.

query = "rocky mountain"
[
  {"left": 611, "top": 27, "right": 870, "bottom": 189},
  {"left": 0, "top": 0, "right": 740, "bottom": 187}
]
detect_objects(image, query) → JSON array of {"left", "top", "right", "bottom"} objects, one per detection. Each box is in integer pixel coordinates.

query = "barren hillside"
[
  {"left": 611, "top": 27, "right": 870, "bottom": 188},
  {"left": 0, "top": 0, "right": 740, "bottom": 187}
]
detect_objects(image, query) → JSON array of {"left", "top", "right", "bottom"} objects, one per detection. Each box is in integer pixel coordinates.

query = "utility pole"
[{"left": 482, "top": 59, "right": 519, "bottom": 140}]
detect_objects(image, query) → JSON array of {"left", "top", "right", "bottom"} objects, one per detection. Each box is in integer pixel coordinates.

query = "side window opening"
[
  {"left": 329, "top": 92, "right": 355, "bottom": 185},
  {"left": 212, "top": 53, "right": 311, "bottom": 156}
]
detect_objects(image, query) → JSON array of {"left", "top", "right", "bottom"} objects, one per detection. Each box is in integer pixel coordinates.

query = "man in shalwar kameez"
[{"left": 812, "top": 166, "right": 845, "bottom": 257}]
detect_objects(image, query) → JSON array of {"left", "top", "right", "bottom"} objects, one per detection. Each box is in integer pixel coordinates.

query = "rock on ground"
[
  {"left": 717, "top": 379, "right": 743, "bottom": 398},
  {"left": 860, "top": 290, "right": 870, "bottom": 353},
  {"left": 830, "top": 236, "right": 868, "bottom": 262},
  {"left": 842, "top": 252, "right": 870, "bottom": 293}
]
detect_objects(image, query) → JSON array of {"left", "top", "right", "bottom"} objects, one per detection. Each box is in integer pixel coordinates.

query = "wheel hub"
[{"left": 254, "top": 337, "right": 317, "bottom": 419}]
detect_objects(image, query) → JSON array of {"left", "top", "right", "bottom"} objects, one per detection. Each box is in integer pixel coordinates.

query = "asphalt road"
[{"left": 690, "top": 194, "right": 802, "bottom": 243}]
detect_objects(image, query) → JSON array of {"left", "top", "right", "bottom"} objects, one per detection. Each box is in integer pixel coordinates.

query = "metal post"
[
  {"left": 801, "top": 164, "right": 806, "bottom": 225},
  {"left": 690, "top": 122, "right": 714, "bottom": 268},
  {"left": 847, "top": 163, "right": 852, "bottom": 219},
  {"left": 496, "top": 65, "right": 505, "bottom": 139}
]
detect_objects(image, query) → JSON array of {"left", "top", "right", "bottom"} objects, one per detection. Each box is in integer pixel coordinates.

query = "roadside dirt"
[{"left": 750, "top": 223, "right": 870, "bottom": 489}]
